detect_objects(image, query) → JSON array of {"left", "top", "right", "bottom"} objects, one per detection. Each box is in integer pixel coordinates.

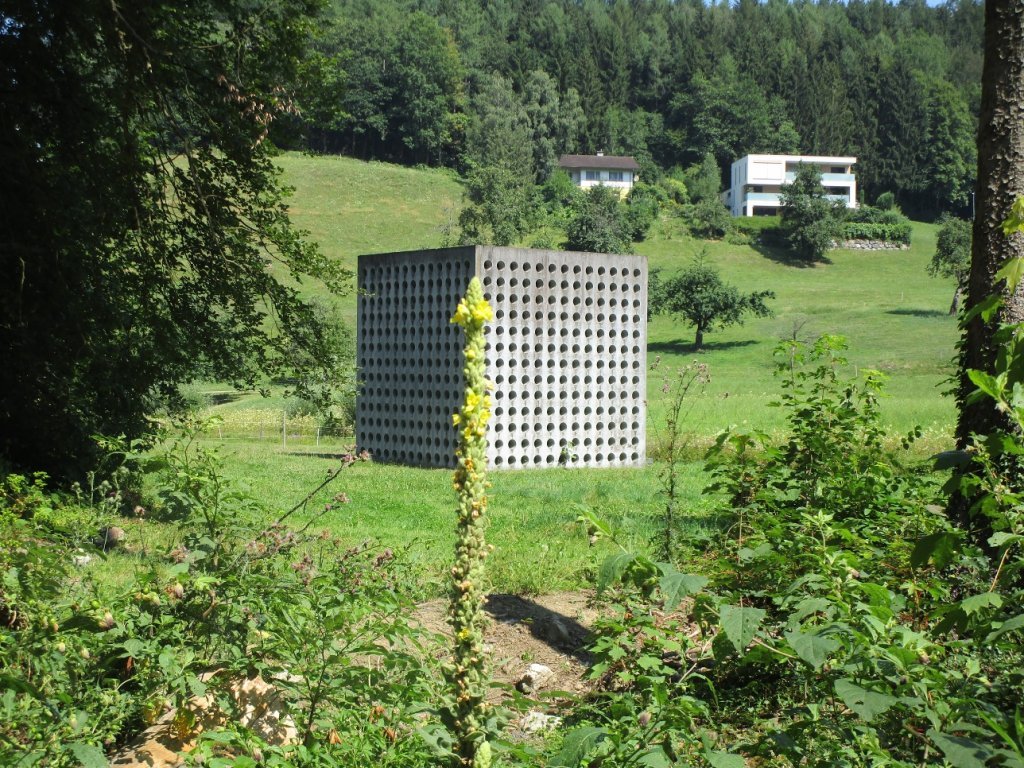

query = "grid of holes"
[
  {"left": 481, "top": 252, "right": 647, "bottom": 469},
  {"left": 356, "top": 253, "right": 475, "bottom": 467}
]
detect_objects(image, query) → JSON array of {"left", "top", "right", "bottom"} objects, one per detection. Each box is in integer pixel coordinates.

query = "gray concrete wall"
[{"left": 356, "top": 246, "right": 647, "bottom": 469}]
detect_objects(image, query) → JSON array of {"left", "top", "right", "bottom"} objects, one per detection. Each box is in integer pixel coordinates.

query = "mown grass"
[{"left": 182, "top": 156, "right": 961, "bottom": 594}]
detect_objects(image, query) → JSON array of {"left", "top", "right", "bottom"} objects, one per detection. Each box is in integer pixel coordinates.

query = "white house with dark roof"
[
  {"left": 558, "top": 153, "right": 640, "bottom": 196},
  {"left": 721, "top": 154, "right": 858, "bottom": 217}
]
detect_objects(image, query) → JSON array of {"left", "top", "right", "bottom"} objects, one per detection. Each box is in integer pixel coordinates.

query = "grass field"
[{"left": 180, "top": 154, "right": 961, "bottom": 595}]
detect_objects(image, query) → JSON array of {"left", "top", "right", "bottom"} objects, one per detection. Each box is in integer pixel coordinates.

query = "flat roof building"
[{"left": 721, "top": 154, "right": 857, "bottom": 217}]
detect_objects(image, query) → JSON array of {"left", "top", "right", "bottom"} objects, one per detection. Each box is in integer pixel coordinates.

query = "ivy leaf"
[
  {"left": 549, "top": 726, "right": 608, "bottom": 767},
  {"left": 928, "top": 728, "right": 993, "bottom": 768},
  {"left": 719, "top": 604, "right": 766, "bottom": 654},
  {"left": 597, "top": 552, "right": 636, "bottom": 595},
  {"left": 834, "top": 679, "right": 898, "bottom": 722},
  {"left": 784, "top": 629, "right": 839, "bottom": 670},
  {"left": 659, "top": 572, "right": 708, "bottom": 611},
  {"left": 705, "top": 750, "right": 746, "bottom": 768},
  {"left": 68, "top": 743, "right": 108, "bottom": 768}
]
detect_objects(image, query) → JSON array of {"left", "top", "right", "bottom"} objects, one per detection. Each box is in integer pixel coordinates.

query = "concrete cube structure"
[{"left": 356, "top": 246, "right": 647, "bottom": 469}]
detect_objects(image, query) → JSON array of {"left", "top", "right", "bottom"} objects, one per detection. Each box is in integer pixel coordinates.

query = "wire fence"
[{"left": 197, "top": 408, "right": 354, "bottom": 448}]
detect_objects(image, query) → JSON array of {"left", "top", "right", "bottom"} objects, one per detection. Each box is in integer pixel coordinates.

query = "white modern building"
[
  {"left": 721, "top": 154, "right": 857, "bottom": 217},
  {"left": 558, "top": 153, "right": 640, "bottom": 196}
]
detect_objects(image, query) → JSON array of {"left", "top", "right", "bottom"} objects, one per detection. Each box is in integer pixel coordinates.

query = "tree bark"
[
  {"left": 957, "top": 0, "right": 1024, "bottom": 448},
  {"left": 949, "top": 286, "right": 961, "bottom": 316},
  {"left": 694, "top": 326, "right": 704, "bottom": 350},
  {"left": 952, "top": 0, "right": 1024, "bottom": 538}
]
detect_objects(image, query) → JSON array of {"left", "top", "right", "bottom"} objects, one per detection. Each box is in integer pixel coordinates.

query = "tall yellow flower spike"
[{"left": 444, "top": 277, "right": 494, "bottom": 768}]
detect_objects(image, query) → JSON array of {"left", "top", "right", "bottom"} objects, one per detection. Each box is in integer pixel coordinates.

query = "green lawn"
[{"left": 182, "top": 157, "right": 961, "bottom": 594}]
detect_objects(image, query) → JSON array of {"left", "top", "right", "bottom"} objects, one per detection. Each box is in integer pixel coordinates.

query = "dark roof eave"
[{"left": 557, "top": 154, "right": 641, "bottom": 171}]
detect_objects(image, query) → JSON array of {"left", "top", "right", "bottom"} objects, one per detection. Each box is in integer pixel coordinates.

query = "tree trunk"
[
  {"left": 957, "top": 0, "right": 1024, "bottom": 448},
  {"left": 694, "top": 326, "right": 704, "bottom": 350},
  {"left": 949, "top": 285, "right": 961, "bottom": 316},
  {"left": 953, "top": 0, "right": 1024, "bottom": 537}
]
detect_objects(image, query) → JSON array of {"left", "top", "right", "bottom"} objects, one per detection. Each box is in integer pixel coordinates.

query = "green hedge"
[{"left": 840, "top": 221, "right": 912, "bottom": 244}]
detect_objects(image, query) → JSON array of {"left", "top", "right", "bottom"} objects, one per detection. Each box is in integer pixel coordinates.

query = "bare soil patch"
[{"left": 413, "top": 591, "right": 601, "bottom": 699}]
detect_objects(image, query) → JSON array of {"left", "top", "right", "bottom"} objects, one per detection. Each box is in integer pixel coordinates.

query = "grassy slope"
[{"left": 194, "top": 156, "right": 960, "bottom": 594}]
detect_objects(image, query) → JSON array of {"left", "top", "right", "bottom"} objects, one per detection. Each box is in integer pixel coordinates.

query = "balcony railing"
[{"left": 783, "top": 171, "right": 855, "bottom": 184}]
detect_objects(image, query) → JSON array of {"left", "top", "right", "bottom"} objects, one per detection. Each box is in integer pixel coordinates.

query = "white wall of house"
[
  {"left": 570, "top": 168, "right": 636, "bottom": 194},
  {"left": 721, "top": 154, "right": 857, "bottom": 217}
]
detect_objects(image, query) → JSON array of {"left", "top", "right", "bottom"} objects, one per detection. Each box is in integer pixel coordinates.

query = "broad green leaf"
[
  {"left": 784, "top": 629, "right": 839, "bottom": 670},
  {"left": 659, "top": 572, "right": 708, "bottom": 610},
  {"left": 854, "top": 582, "right": 893, "bottom": 609},
  {"left": 989, "top": 531, "right": 1023, "bottom": 548},
  {"left": 834, "top": 679, "right": 898, "bottom": 722},
  {"left": 549, "top": 726, "right": 608, "bottom": 767},
  {"left": 706, "top": 750, "right": 746, "bottom": 768},
  {"left": 597, "top": 552, "right": 636, "bottom": 594},
  {"left": 963, "top": 294, "right": 1003, "bottom": 324},
  {"left": 986, "top": 613, "right": 1024, "bottom": 642},
  {"left": 968, "top": 370, "right": 1004, "bottom": 400},
  {"left": 121, "top": 639, "right": 145, "bottom": 658},
  {"left": 636, "top": 746, "right": 672, "bottom": 767},
  {"left": 928, "top": 728, "right": 993, "bottom": 768},
  {"left": 719, "top": 604, "right": 766, "bottom": 654},
  {"left": 68, "top": 743, "right": 108, "bottom": 768},
  {"left": 912, "top": 531, "right": 962, "bottom": 569},
  {"left": 961, "top": 592, "right": 1003, "bottom": 615},
  {"left": 996, "top": 257, "right": 1024, "bottom": 294}
]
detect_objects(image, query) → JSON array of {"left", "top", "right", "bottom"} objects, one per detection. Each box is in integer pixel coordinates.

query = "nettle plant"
[{"left": 572, "top": 326, "right": 1024, "bottom": 767}]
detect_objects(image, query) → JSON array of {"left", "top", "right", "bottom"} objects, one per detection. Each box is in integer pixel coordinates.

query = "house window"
[
  {"left": 585, "top": 171, "right": 599, "bottom": 181},
  {"left": 751, "top": 185, "right": 763, "bottom": 193},
  {"left": 608, "top": 171, "right": 624, "bottom": 182},
  {"left": 831, "top": 166, "right": 845, "bottom": 174}
]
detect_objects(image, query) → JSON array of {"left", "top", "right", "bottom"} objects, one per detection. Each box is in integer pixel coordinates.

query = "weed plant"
[
  {"left": 566, "top": 327, "right": 1024, "bottom": 767},
  {"left": 0, "top": 425, "right": 439, "bottom": 765}
]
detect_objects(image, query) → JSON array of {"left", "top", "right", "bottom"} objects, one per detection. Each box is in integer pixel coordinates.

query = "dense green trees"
[
  {"left": 295, "top": 0, "right": 981, "bottom": 216},
  {"left": 0, "top": 0, "right": 347, "bottom": 476},
  {"left": 565, "top": 186, "right": 632, "bottom": 255},
  {"left": 780, "top": 165, "right": 847, "bottom": 262}
]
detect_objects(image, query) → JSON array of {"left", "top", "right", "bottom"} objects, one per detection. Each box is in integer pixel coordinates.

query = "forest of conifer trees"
[{"left": 287, "top": 0, "right": 982, "bottom": 219}]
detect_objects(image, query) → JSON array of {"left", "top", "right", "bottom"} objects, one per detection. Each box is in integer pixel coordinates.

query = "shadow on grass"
[
  {"left": 648, "top": 338, "right": 759, "bottom": 355},
  {"left": 887, "top": 308, "right": 950, "bottom": 319},
  {"left": 484, "top": 594, "right": 592, "bottom": 661},
  {"left": 207, "top": 392, "right": 243, "bottom": 406},
  {"left": 749, "top": 239, "right": 829, "bottom": 268},
  {"left": 286, "top": 451, "right": 360, "bottom": 460}
]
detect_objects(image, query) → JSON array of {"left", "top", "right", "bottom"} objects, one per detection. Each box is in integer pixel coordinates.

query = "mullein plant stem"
[{"left": 445, "top": 277, "right": 495, "bottom": 768}]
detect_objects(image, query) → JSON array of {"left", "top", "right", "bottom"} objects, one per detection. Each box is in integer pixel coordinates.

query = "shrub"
[
  {"left": 875, "top": 191, "right": 897, "bottom": 210},
  {"left": 623, "top": 184, "right": 661, "bottom": 241},
  {"left": 839, "top": 220, "right": 913, "bottom": 244},
  {"left": 680, "top": 199, "right": 732, "bottom": 240}
]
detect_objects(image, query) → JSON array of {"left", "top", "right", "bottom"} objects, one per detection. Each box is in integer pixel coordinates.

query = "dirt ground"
[{"left": 413, "top": 591, "right": 601, "bottom": 699}]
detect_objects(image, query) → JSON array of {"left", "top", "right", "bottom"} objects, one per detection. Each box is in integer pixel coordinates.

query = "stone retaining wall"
[{"left": 839, "top": 239, "right": 910, "bottom": 251}]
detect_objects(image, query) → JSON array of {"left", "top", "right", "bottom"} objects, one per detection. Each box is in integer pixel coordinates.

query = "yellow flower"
[
  {"left": 470, "top": 299, "right": 493, "bottom": 324},
  {"left": 451, "top": 300, "right": 471, "bottom": 327},
  {"left": 452, "top": 413, "right": 461, "bottom": 426}
]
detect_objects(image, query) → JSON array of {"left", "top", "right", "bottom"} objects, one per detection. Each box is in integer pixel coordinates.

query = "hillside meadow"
[{"left": 172, "top": 153, "right": 960, "bottom": 595}]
